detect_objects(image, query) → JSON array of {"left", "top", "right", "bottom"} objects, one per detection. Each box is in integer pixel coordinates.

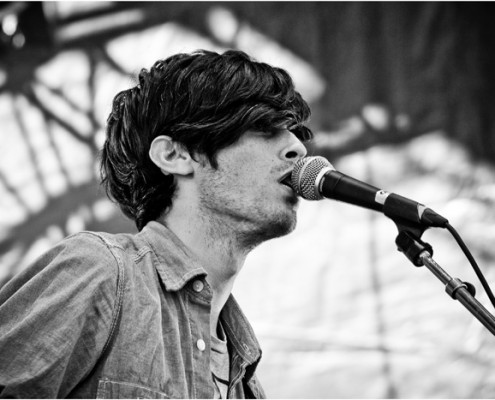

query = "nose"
[{"left": 280, "top": 131, "right": 307, "bottom": 162}]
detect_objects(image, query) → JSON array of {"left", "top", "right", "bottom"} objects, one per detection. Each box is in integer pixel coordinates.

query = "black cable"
[{"left": 446, "top": 222, "right": 495, "bottom": 310}]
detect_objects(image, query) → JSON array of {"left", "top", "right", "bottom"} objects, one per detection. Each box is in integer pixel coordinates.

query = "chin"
[
  {"left": 259, "top": 209, "right": 298, "bottom": 242},
  {"left": 239, "top": 201, "right": 299, "bottom": 249}
]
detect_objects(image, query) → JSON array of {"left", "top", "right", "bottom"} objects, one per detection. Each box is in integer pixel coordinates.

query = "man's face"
[{"left": 195, "top": 128, "right": 307, "bottom": 248}]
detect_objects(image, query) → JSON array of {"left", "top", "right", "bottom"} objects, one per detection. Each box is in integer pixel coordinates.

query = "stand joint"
[{"left": 446, "top": 278, "right": 476, "bottom": 299}]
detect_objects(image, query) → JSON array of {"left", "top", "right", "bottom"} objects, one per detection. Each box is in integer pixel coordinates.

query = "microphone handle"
[
  {"left": 319, "top": 170, "right": 448, "bottom": 228},
  {"left": 320, "top": 171, "right": 384, "bottom": 212},
  {"left": 383, "top": 193, "right": 424, "bottom": 224}
]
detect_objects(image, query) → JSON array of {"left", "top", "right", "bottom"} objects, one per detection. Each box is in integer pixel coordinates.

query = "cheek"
[
  {"left": 215, "top": 144, "right": 274, "bottom": 192},
  {"left": 225, "top": 163, "right": 256, "bottom": 191},
  {"left": 219, "top": 149, "right": 255, "bottom": 182}
]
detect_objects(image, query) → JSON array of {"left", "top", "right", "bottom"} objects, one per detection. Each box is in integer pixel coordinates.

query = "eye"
[
  {"left": 266, "top": 128, "right": 283, "bottom": 138},
  {"left": 253, "top": 128, "right": 282, "bottom": 139},
  {"left": 290, "top": 125, "right": 313, "bottom": 142}
]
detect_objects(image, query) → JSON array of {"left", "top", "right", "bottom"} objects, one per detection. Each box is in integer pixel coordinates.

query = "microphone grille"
[{"left": 291, "top": 156, "right": 334, "bottom": 200}]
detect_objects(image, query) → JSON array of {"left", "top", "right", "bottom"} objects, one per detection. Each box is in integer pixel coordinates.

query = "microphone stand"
[{"left": 394, "top": 222, "right": 495, "bottom": 336}]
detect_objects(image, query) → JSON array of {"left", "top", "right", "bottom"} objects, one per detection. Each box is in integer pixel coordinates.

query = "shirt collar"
[
  {"left": 140, "top": 221, "right": 262, "bottom": 369},
  {"left": 139, "top": 221, "right": 207, "bottom": 291},
  {"left": 221, "top": 295, "right": 262, "bottom": 370}
]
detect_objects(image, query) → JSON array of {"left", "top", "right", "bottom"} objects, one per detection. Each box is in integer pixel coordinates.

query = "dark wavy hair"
[{"left": 100, "top": 49, "right": 313, "bottom": 231}]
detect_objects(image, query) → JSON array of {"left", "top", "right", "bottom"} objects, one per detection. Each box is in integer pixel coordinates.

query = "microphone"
[{"left": 291, "top": 156, "right": 449, "bottom": 228}]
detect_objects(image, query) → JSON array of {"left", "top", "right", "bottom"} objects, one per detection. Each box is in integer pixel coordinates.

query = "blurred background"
[{"left": 1, "top": 2, "right": 495, "bottom": 398}]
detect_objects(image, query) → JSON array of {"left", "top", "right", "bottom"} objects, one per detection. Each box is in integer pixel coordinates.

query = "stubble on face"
[{"left": 196, "top": 159, "right": 299, "bottom": 251}]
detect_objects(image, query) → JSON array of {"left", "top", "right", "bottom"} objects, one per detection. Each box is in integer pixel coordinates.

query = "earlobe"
[{"left": 149, "top": 136, "right": 194, "bottom": 176}]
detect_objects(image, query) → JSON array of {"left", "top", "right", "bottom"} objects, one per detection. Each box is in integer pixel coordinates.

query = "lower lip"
[{"left": 280, "top": 184, "right": 298, "bottom": 199}]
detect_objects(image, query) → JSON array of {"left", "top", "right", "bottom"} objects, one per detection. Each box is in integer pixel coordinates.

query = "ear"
[{"left": 149, "top": 136, "right": 194, "bottom": 176}]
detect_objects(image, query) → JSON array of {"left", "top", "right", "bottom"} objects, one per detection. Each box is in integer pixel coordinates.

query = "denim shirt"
[{"left": 0, "top": 221, "right": 266, "bottom": 399}]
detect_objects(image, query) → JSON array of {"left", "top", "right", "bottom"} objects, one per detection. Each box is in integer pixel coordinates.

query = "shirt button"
[
  {"left": 192, "top": 280, "right": 204, "bottom": 292},
  {"left": 196, "top": 339, "right": 206, "bottom": 351}
]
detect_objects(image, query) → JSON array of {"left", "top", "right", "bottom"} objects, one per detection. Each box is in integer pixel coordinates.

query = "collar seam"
[
  {"left": 222, "top": 317, "right": 260, "bottom": 365},
  {"left": 138, "top": 224, "right": 207, "bottom": 291}
]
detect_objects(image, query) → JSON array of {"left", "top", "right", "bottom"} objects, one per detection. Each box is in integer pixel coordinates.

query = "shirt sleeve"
[{"left": 0, "top": 232, "right": 123, "bottom": 398}]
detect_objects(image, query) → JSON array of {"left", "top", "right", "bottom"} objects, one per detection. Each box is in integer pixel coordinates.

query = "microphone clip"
[{"left": 395, "top": 230, "right": 433, "bottom": 267}]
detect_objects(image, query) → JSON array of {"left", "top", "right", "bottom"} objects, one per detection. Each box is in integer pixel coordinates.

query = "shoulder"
[
  {"left": 40, "top": 231, "right": 124, "bottom": 283},
  {"left": 0, "top": 231, "right": 133, "bottom": 305},
  {"left": 0, "top": 230, "right": 132, "bottom": 347},
  {"left": 44, "top": 229, "right": 143, "bottom": 272},
  {"left": 0, "top": 231, "right": 132, "bottom": 398}
]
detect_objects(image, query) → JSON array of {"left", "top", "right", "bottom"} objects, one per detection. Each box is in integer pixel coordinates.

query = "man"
[{"left": 0, "top": 50, "right": 312, "bottom": 398}]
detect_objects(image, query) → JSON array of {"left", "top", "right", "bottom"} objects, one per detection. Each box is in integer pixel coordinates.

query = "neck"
[{"left": 158, "top": 203, "right": 250, "bottom": 338}]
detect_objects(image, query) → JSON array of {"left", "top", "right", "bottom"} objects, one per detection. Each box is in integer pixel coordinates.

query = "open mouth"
[{"left": 279, "top": 172, "right": 293, "bottom": 190}]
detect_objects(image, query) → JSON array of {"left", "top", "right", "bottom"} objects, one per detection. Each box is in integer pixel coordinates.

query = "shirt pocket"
[{"left": 96, "top": 378, "right": 171, "bottom": 399}]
